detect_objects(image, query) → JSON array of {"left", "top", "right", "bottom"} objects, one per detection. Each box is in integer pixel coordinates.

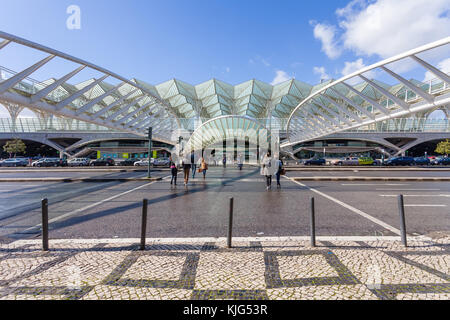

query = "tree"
[
  {"left": 3, "top": 139, "right": 26, "bottom": 158},
  {"left": 435, "top": 139, "right": 450, "bottom": 156}
]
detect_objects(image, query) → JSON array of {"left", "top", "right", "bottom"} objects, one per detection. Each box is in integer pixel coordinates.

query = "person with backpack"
[{"left": 275, "top": 155, "right": 284, "bottom": 188}]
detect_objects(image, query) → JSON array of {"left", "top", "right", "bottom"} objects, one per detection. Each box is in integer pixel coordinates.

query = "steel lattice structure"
[
  {"left": 0, "top": 30, "right": 449, "bottom": 154},
  {"left": 284, "top": 37, "right": 450, "bottom": 148}
]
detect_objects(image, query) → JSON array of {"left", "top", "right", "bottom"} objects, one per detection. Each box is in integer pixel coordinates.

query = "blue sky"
[{"left": 0, "top": 0, "right": 449, "bottom": 88}]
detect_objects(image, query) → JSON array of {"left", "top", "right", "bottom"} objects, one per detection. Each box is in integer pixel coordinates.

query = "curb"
[
  {"left": 0, "top": 177, "right": 163, "bottom": 183},
  {"left": 289, "top": 176, "right": 450, "bottom": 181}
]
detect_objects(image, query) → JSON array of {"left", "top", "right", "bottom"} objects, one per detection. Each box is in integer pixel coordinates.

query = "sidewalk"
[{"left": 1, "top": 237, "right": 448, "bottom": 300}]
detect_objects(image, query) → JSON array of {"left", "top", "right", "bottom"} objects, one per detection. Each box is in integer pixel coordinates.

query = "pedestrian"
[
  {"left": 261, "top": 152, "right": 273, "bottom": 190},
  {"left": 237, "top": 153, "right": 243, "bottom": 170},
  {"left": 182, "top": 153, "right": 191, "bottom": 186},
  {"left": 191, "top": 151, "right": 197, "bottom": 179},
  {"left": 169, "top": 156, "right": 178, "bottom": 186},
  {"left": 200, "top": 156, "right": 208, "bottom": 179},
  {"left": 275, "top": 155, "right": 284, "bottom": 188},
  {"left": 222, "top": 155, "right": 227, "bottom": 168}
]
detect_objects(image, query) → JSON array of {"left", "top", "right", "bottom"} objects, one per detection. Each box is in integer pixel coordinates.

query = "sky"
[{"left": 0, "top": 0, "right": 449, "bottom": 118}]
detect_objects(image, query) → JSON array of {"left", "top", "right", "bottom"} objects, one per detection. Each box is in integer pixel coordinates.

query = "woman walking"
[
  {"left": 261, "top": 152, "right": 273, "bottom": 190},
  {"left": 182, "top": 153, "right": 191, "bottom": 186},
  {"left": 169, "top": 156, "right": 178, "bottom": 186},
  {"left": 200, "top": 156, "right": 208, "bottom": 179}
]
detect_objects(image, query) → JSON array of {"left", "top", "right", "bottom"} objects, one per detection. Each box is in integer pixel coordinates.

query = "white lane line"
[
  {"left": 341, "top": 184, "right": 409, "bottom": 186},
  {"left": 404, "top": 205, "right": 447, "bottom": 207},
  {"left": 380, "top": 194, "right": 450, "bottom": 197},
  {"left": 284, "top": 176, "right": 401, "bottom": 235},
  {"left": 23, "top": 176, "right": 168, "bottom": 232},
  {"left": 375, "top": 189, "right": 441, "bottom": 191}
]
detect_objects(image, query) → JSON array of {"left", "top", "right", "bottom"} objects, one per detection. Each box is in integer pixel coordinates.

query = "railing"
[{"left": 0, "top": 116, "right": 448, "bottom": 134}]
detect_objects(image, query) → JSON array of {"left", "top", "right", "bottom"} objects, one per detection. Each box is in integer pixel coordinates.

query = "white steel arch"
[
  {"left": 0, "top": 31, "right": 180, "bottom": 144},
  {"left": 284, "top": 37, "right": 450, "bottom": 148}
]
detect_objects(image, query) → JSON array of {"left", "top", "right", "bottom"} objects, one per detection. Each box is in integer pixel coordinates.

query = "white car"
[
  {"left": 134, "top": 158, "right": 154, "bottom": 166},
  {"left": 68, "top": 158, "right": 90, "bottom": 167}
]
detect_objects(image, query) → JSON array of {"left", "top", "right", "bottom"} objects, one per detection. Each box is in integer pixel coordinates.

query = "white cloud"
[
  {"left": 341, "top": 58, "right": 366, "bottom": 76},
  {"left": 340, "top": 0, "right": 450, "bottom": 58},
  {"left": 226, "top": 67, "right": 230, "bottom": 73},
  {"left": 423, "top": 57, "right": 450, "bottom": 82},
  {"left": 313, "top": 66, "right": 331, "bottom": 81},
  {"left": 311, "top": 22, "right": 342, "bottom": 59},
  {"left": 312, "top": 0, "right": 450, "bottom": 61},
  {"left": 271, "top": 70, "right": 291, "bottom": 85}
]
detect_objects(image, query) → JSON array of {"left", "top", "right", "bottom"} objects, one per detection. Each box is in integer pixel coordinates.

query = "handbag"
[
  {"left": 280, "top": 168, "right": 286, "bottom": 175},
  {"left": 198, "top": 168, "right": 202, "bottom": 173}
]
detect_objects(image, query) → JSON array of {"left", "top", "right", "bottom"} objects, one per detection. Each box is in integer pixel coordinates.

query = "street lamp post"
[{"left": 147, "top": 127, "right": 152, "bottom": 178}]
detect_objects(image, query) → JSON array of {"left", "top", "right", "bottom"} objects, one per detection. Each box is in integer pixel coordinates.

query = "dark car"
[
  {"left": 89, "top": 158, "right": 115, "bottom": 166},
  {"left": 413, "top": 157, "right": 430, "bottom": 165},
  {"left": 32, "top": 158, "right": 61, "bottom": 167},
  {"left": 385, "top": 156, "right": 415, "bottom": 166},
  {"left": 437, "top": 157, "right": 450, "bottom": 165},
  {"left": 304, "top": 158, "right": 326, "bottom": 166},
  {"left": 118, "top": 158, "right": 140, "bottom": 166}
]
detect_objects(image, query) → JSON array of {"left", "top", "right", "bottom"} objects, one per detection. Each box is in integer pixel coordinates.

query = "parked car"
[
  {"left": 134, "top": 158, "right": 154, "bottom": 166},
  {"left": 304, "top": 158, "right": 326, "bottom": 166},
  {"left": 153, "top": 157, "right": 171, "bottom": 167},
  {"left": 32, "top": 158, "right": 61, "bottom": 167},
  {"left": 413, "top": 157, "right": 430, "bottom": 166},
  {"left": 358, "top": 157, "right": 375, "bottom": 165},
  {"left": 89, "top": 158, "right": 115, "bottom": 166},
  {"left": 0, "top": 158, "right": 28, "bottom": 167},
  {"left": 430, "top": 156, "right": 443, "bottom": 165},
  {"left": 385, "top": 156, "right": 415, "bottom": 166},
  {"left": 68, "top": 158, "right": 90, "bottom": 167},
  {"left": 436, "top": 157, "right": 450, "bottom": 165},
  {"left": 334, "top": 157, "right": 359, "bottom": 166},
  {"left": 118, "top": 158, "right": 140, "bottom": 166}
]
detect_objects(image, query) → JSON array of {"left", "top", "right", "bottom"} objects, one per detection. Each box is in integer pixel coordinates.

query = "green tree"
[
  {"left": 3, "top": 139, "right": 26, "bottom": 158},
  {"left": 435, "top": 139, "right": 450, "bottom": 156}
]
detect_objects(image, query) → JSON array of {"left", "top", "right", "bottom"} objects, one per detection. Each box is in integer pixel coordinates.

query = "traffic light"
[{"left": 146, "top": 127, "right": 152, "bottom": 140}]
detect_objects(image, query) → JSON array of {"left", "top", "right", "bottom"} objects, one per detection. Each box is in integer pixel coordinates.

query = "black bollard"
[
  {"left": 397, "top": 195, "right": 408, "bottom": 247},
  {"left": 41, "top": 198, "right": 49, "bottom": 251},
  {"left": 227, "top": 197, "right": 234, "bottom": 248},
  {"left": 310, "top": 197, "right": 316, "bottom": 247},
  {"left": 140, "top": 199, "right": 148, "bottom": 250}
]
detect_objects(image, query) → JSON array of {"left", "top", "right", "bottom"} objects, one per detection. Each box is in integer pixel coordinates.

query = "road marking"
[
  {"left": 23, "top": 177, "right": 168, "bottom": 232},
  {"left": 341, "top": 183, "right": 409, "bottom": 186},
  {"left": 404, "top": 204, "right": 447, "bottom": 207},
  {"left": 380, "top": 194, "right": 450, "bottom": 197},
  {"left": 284, "top": 176, "right": 402, "bottom": 235},
  {"left": 375, "top": 189, "right": 441, "bottom": 191}
]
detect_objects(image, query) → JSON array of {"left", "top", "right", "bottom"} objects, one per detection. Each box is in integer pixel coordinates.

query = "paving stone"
[
  {"left": 333, "top": 249, "right": 445, "bottom": 285},
  {"left": 267, "top": 284, "right": 378, "bottom": 300},
  {"left": 81, "top": 285, "right": 192, "bottom": 300},
  {"left": 194, "top": 252, "right": 266, "bottom": 290},
  {"left": 121, "top": 255, "right": 186, "bottom": 281},
  {"left": 277, "top": 254, "right": 339, "bottom": 279}
]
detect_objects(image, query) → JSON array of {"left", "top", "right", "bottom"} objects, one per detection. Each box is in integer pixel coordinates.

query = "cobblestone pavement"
[{"left": 0, "top": 237, "right": 448, "bottom": 300}]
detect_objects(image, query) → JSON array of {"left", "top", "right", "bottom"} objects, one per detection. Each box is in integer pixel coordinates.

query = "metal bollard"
[
  {"left": 140, "top": 199, "right": 148, "bottom": 251},
  {"left": 227, "top": 197, "right": 234, "bottom": 248},
  {"left": 41, "top": 198, "right": 49, "bottom": 251},
  {"left": 397, "top": 195, "right": 408, "bottom": 247},
  {"left": 310, "top": 197, "right": 316, "bottom": 247}
]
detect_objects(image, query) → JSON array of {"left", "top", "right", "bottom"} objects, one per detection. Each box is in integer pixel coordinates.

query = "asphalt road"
[{"left": 0, "top": 167, "right": 448, "bottom": 243}]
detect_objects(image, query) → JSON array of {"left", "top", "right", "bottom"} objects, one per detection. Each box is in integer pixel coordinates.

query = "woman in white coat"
[{"left": 261, "top": 152, "right": 274, "bottom": 190}]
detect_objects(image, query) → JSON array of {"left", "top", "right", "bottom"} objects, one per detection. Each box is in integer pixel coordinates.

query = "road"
[{"left": 0, "top": 166, "right": 448, "bottom": 242}]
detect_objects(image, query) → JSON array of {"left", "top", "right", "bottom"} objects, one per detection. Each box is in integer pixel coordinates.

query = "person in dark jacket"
[{"left": 169, "top": 156, "right": 178, "bottom": 186}]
